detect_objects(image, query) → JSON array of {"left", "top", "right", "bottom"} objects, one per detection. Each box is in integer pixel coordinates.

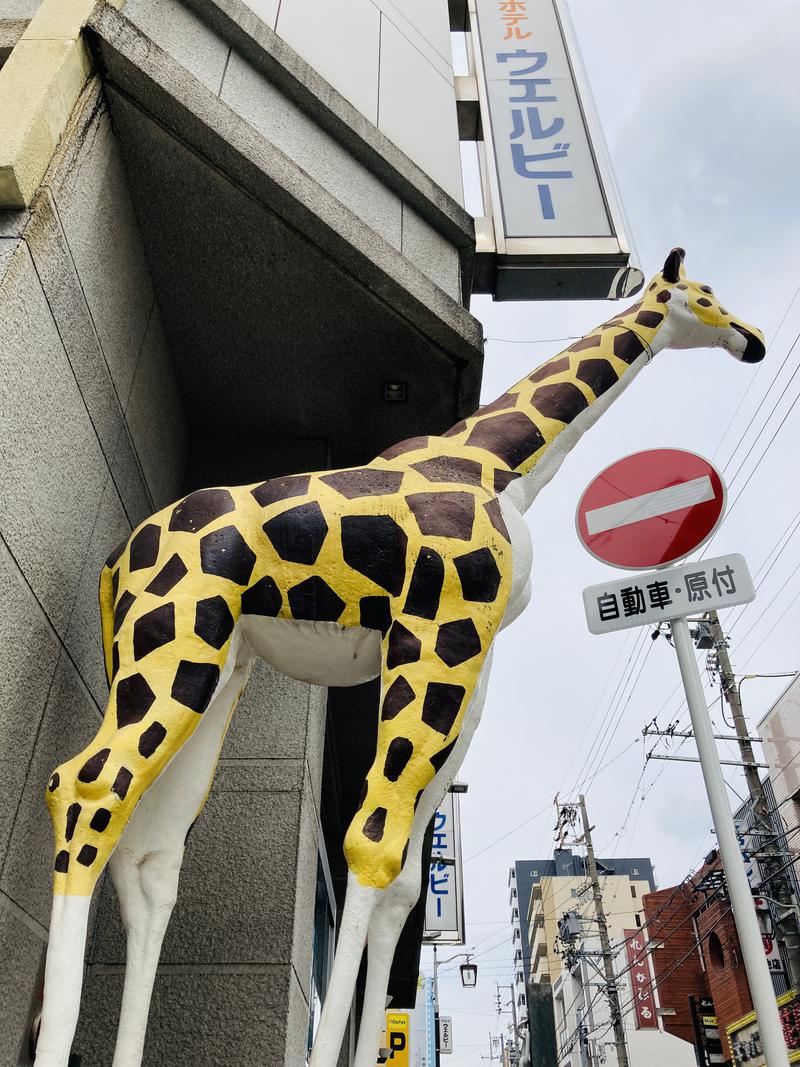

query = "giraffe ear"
[{"left": 662, "top": 247, "right": 686, "bottom": 284}]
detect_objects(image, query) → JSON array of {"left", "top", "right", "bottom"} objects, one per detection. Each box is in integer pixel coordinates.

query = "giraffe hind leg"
[
  {"left": 312, "top": 612, "right": 499, "bottom": 1067},
  {"left": 353, "top": 650, "right": 494, "bottom": 1067}
]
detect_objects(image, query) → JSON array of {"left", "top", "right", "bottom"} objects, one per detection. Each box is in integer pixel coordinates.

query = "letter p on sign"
[{"left": 384, "top": 1013, "right": 409, "bottom": 1065}]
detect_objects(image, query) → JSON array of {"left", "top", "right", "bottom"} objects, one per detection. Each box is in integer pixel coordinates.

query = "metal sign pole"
[{"left": 670, "top": 615, "right": 789, "bottom": 1066}]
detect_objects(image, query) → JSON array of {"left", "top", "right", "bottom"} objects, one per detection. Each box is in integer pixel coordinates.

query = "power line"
[
  {"left": 484, "top": 334, "right": 580, "bottom": 345},
  {"left": 566, "top": 630, "right": 650, "bottom": 797},
  {"left": 716, "top": 330, "right": 800, "bottom": 492},
  {"left": 579, "top": 642, "right": 656, "bottom": 795},
  {"left": 463, "top": 801, "right": 553, "bottom": 865}
]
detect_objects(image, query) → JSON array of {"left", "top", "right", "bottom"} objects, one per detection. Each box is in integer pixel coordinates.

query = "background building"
[
  {"left": 759, "top": 675, "right": 800, "bottom": 881},
  {"left": 511, "top": 849, "right": 654, "bottom": 1066},
  {"left": 552, "top": 927, "right": 697, "bottom": 1067},
  {"left": 0, "top": 0, "right": 481, "bottom": 1062},
  {"left": 643, "top": 846, "right": 800, "bottom": 1067}
]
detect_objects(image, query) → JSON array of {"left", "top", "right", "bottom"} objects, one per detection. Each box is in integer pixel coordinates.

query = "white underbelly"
[
  {"left": 499, "top": 493, "right": 533, "bottom": 627},
  {"left": 240, "top": 615, "right": 383, "bottom": 686}
]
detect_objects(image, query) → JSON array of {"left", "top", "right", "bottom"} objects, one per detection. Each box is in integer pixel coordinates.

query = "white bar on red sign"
[
  {"left": 583, "top": 553, "right": 754, "bottom": 636},
  {"left": 585, "top": 476, "right": 715, "bottom": 535}
]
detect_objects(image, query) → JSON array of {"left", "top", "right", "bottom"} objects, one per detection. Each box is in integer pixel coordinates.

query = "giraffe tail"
[{"left": 99, "top": 562, "right": 116, "bottom": 688}]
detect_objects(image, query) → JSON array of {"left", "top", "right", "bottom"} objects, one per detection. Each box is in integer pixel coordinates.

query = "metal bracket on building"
[{"left": 455, "top": 75, "right": 481, "bottom": 141}]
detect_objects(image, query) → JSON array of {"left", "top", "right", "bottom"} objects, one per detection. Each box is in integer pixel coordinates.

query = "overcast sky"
[{"left": 426, "top": 3, "right": 800, "bottom": 1060}]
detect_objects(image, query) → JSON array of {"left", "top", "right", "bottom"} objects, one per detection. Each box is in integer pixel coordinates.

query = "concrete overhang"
[{"left": 84, "top": 3, "right": 484, "bottom": 479}]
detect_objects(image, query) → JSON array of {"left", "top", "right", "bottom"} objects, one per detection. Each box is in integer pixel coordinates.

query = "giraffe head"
[{"left": 644, "top": 247, "right": 765, "bottom": 363}]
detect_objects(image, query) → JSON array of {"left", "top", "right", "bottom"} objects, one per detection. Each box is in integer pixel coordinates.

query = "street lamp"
[
  {"left": 432, "top": 949, "right": 478, "bottom": 1065},
  {"left": 459, "top": 957, "right": 478, "bottom": 987}
]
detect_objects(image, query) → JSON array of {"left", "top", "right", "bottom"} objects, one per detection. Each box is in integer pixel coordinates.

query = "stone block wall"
[
  {"left": 0, "top": 73, "right": 333, "bottom": 1065},
  {"left": 0, "top": 77, "right": 187, "bottom": 1067}
]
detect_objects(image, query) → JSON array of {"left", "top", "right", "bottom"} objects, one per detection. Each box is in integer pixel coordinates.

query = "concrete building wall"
[
  {"left": 0, "top": 82, "right": 187, "bottom": 1065},
  {"left": 116, "top": 0, "right": 464, "bottom": 301},
  {"left": 257, "top": 0, "right": 462, "bottom": 201}
]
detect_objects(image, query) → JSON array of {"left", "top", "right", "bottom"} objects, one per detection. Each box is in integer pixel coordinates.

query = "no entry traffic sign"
[{"left": 576, "top": 449, "right": 726, "bottom": 570}]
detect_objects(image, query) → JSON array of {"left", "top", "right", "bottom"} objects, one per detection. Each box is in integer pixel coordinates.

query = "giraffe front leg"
[
  {"left": 34, "top": 895, "right": 93, "bottom": 1066},
  {"left": 37, "top": 634, "right": 238, "bottom": 1066},
  {"left": 109, "top": 647, "right": 251, "bottom": 1067},
  {"left": 353, "top": 649, "right": 494, "bottom": 1067}
]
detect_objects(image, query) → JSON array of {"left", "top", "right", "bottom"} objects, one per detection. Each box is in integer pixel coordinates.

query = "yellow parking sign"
[{"left": 383, "top": 1012, "right": 409, "bottom": 1065}]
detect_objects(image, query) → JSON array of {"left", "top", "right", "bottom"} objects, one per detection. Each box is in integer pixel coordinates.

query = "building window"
[
  {"left": 708, "top": 931, "right": 726, "bottom": 971},
  {"left": 307, "top": 857, "right": 336, "bottom": 1056},
  {"left": 630, "top": 885, "right": 637, "bottom": 898},
  {"left": 518, "top": 994, "right": 525, "bottom": 1008},
  {"left": 631, "top": 868, "right": 639, "bottom": 875},
  {"left": 513, "top": 907, "right": 519, "bottom": 919},
  {"left": 634, "top": 913, "right": 641, "bottom": 927}
]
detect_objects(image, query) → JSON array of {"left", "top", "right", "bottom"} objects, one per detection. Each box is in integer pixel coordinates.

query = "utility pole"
[
  {"left": 706, "top": 610, "right": 800, "bottom": 986},
  {"left": 706, "top": 610, "right": 762, "bottom": 799},
  {"left": 579, "top": 795, "right": 630, "bottom": 1067},
  {"left": 497, "top": 984, "right": 520, "bottom": 1064}
]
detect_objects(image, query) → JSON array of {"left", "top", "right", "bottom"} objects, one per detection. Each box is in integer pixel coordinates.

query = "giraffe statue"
[{"left": 34, "top": 249, "right": 765, "bottom": 1067}]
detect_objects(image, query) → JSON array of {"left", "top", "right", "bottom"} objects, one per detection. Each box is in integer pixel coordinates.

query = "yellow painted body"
[{"left": 48, "top": 449, "right": 514, "bottom": 896}]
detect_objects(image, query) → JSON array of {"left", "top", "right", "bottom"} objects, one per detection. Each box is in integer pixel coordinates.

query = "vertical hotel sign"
[
  {"left": 423, "top": 792, "right": 465, "bottom": 945},
  {"left": 623, "top": 929, "right": 658, "bottom": 1029},
  {"left": 473, "top": 0, "right": 611, "bottom": 239}
]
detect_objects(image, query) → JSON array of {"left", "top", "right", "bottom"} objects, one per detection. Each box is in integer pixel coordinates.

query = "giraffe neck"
[{"left": 444, "top": 297, "right": 671, "bottom": 513}]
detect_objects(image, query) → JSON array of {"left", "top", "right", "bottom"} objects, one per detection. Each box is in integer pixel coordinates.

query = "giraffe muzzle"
[{"left": 730, "top": 323, "right": 766, "bottom": 363}]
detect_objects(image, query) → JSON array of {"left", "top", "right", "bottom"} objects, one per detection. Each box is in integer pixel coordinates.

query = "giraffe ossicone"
[{"left": 34, "top": 249, "right": 765, "bottom": 1067}]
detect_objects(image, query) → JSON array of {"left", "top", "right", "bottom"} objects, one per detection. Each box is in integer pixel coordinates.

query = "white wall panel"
[
  {"left": 379, "top": 0, "right": 451, "bottom": 69},
  {"left": 277, "top": 0, "right": 380, "bottom": 122},
  {"left": 371, "top": 0, "right": 453, "bottom": 85},
  {"left": 242, "top": 0, "right": 280, "bottom": 29},
  {"left": 379, "top": 16, "right": 462, "bottom": 201}
]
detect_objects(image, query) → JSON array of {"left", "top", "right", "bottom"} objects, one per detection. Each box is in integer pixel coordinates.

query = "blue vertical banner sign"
[
  {"left": 423, "top": 792, "right": 465, "bottom": 945},
  {"left": 474, "top": 0, "right": 611, "bottom": 238}
]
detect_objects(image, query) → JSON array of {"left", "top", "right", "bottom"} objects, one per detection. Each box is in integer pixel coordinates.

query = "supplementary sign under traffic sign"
[
  {"left": 583, "top": 553, "right": 755, "bottom": 635},
  {"left": 576, "top": 448, "right": 725, "bottom": 570}
]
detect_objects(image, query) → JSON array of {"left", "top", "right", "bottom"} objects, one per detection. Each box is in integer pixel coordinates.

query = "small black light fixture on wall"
[{"left": 382, "top": 381, "right": 408, "bottom": 402}]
